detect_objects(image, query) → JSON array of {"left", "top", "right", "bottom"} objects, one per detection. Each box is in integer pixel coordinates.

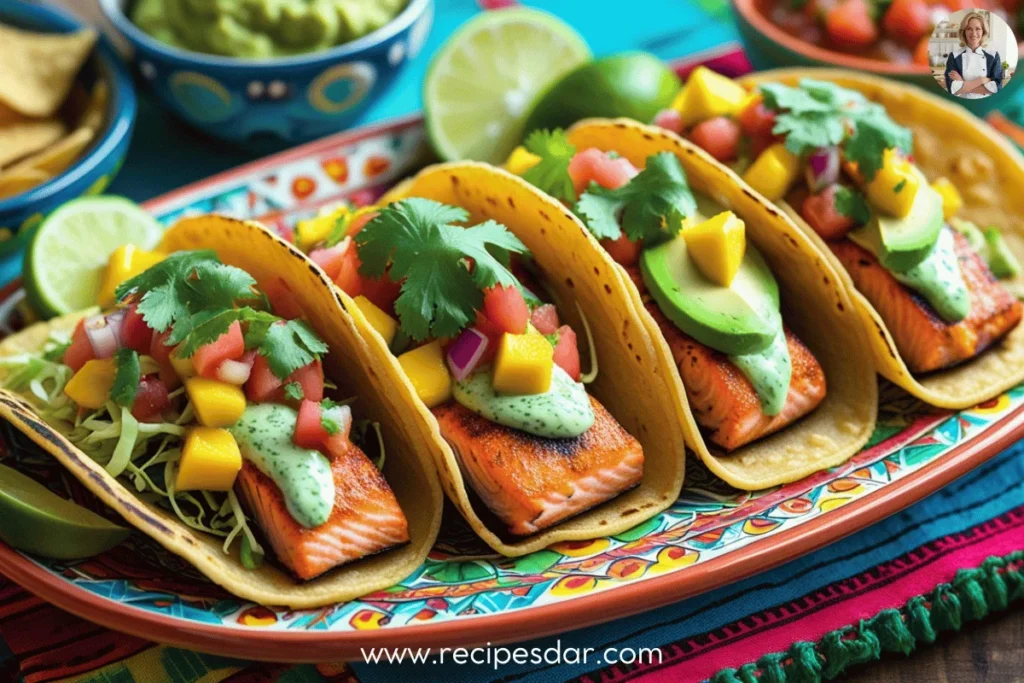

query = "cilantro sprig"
[
  {"left": 111, "top": 348, "right": 141, "bottom": 408},
  {"left": 355, "top": 198, "right": 529, "bottom": 341},
  {"left": 834, "top": 186, "right": 871, "bottom": 225},
  {"left": 116, "top": 250, "right": 327, "bottom": 380},
  {"left": 575, "top": 152, "right": 696, "bottom": 243},
  {"left": 758, "top": 79, "right": 912, "bottom": 181},
  {"left": 521, "top": 129, "right": 577, "bottom": 204}
]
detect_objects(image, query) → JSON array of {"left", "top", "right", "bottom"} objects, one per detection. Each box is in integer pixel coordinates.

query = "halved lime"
[
  {"left": 0, "top": 462, "right": 130, "bottom": 559},
  {"left": 424, "top": 8, "right": 591, "bottom": 163},
  {"left": 24, "top": 196, "right": 163, "bottom": 319},
  {"left": 524, "top": 52, "right": 682, "bottom": 135}
]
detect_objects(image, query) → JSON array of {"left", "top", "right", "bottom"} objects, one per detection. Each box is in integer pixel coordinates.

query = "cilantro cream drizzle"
[{"left": 230, "top": 404, "right": 334, "bottom": 529}]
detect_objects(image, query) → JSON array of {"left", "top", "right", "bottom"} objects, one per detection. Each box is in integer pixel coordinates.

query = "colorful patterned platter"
[{"left": 1, "top": 47, "right": 1024, "bottom": 664}]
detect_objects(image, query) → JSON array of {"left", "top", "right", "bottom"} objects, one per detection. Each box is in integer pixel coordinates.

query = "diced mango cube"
[
  {"left": 505, "top": 146, "right": 541, "bottom": 176},
  {"left": 931, "top": 177, "right": 963, "bottom": 220},
  {"left": 397, "top": 340, "right": 452, "bottom": 408},
  {"left": 742, "top": 143, "right": 800, "bottom": 201},
  {"left": 673, "top": 67, "right": 749, "bottom": 127},
  {"left": 353, "top": 295, "right": 397, "bottom": 345},
  {"left": 865, "top": 149, "right": 919, "bottom": 218},
  {"left": 185, "top": 377, "right": 246, "bottom": 428},
  {"left": 683, "top": 211, "right": 746, "bottom": 287},
  {"left": 493, "top": 329, "right": 554, "bottom": 395},
  {"left": 98, "top": 245, "right": 165, "bottom": 308},
  {"left": 175, "top": 427, "right": 242, "bottom": 492},
  {"left": 295, "top": 206, "right": 347, "bottom": 251},
  {"left": 64, "top": 358, "right": 116, "bottom": 410},
  {"left": 169, "top": 347, "right": 195, "bottom": 380}
]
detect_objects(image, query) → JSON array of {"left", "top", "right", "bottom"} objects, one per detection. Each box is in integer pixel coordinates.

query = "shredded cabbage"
[{"left": 0, "top": 333, "right": 262, "bottom": 565}]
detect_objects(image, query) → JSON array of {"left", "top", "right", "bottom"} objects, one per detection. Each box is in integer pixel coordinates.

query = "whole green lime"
[{"left": 524, "top": 52, "right": 681, "bottom": 136}]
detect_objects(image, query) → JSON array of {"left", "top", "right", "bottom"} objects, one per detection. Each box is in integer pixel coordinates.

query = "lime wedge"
[
  {"left": 524, "top": 52, "right": 682, "bottom": 135},
  {"left": 424, "top": 8, "right": 591, "bottom": 163},
  {"left": 24, "top": 196, "right": 163, "bottom": 319},
  {"left": 0, "top": 462, "right": 130, "bottom": 559}
]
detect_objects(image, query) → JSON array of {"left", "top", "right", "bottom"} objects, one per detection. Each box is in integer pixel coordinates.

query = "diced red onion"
[
  {"left": 105, "top": 309, "right": 127, "bottom": 347},
  {"left": 216, "top": 358, "right": 253, "bottom": 385},
  {"left": 653, "top": 108, "right": 684, "bottom": 135},
  {"left": 447, "top": 327, "right": 489, "bottom": 382},
  {"left": 805, "top": 147, "right": 840, "bottom": 193},
  {"left": 323, "top": 404, "right": 353, "bottom": 440},
  {"left": 85, "top": 314, "right": 118, "bottom": 359}
]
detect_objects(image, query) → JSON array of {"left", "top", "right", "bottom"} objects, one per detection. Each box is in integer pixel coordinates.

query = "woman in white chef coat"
[{"left": 945, "top": 11, "right": 1004, "bottom": 99}]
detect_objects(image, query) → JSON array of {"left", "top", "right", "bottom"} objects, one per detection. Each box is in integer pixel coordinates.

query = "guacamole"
[{"left": 130, "top": 0, "right": 408, "bottom": 58}]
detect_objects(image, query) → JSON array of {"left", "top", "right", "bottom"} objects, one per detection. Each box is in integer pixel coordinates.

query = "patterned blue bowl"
[
  {"left": 99, "top": 0, "right": 433, "bottom": 144},
  {"left": 0, "top": 0, "right": 137, "bottom": 266}
]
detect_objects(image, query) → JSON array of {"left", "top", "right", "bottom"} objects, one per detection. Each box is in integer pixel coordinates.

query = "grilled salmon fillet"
[
  {"left": 433, "top": 398, "right": 644, "bottom": 536},
  {"left": 236, "top": 441, "right": 409, "bottom": 581},
  {"left": 830, "top": 231, "right": 1023, "bottom": 374},
  {"left": 625, "top": 266, "right": 827, "bottom": 452}
]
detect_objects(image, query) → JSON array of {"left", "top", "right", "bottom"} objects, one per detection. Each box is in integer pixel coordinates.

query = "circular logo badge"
[{"left": 928, "top": 8, "right": 1018, "bottom": 100}]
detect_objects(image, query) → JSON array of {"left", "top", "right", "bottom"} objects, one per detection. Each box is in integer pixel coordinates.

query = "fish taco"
[
  {"left": 655, "top": 66, "right": 1024, "bottom": 408},
  {"left": 0, "top": 215, "right": 443, "bottom": 608},
  {"left": 505, "top": 118, "right": 878, "bottom": 490},
  {"left": 291, "top": 163, "right": 688, "bottom": 556}
]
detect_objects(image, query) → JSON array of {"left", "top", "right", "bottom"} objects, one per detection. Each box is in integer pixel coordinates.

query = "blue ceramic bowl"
[
  {"left": 0, "top": 0, "right": 137, "bottom": 261},
  {"left": 731, "top": 0, "right": 1023, "bottom": 117},
  {"left": 100, "top": 0, "right": 433, "bottom": 144}
]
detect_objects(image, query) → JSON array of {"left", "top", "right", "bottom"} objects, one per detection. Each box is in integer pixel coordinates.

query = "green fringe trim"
[{"left": 709, "top": 551, "right": 1024, "bottom": 683}]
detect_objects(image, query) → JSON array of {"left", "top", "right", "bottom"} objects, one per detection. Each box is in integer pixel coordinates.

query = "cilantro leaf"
[
  {"left": 759, "top": 82, "right": 833, "bottom": 115},
  {"left": 258, "top": 319, "right": 328, "bottom": 379},
  {"left": 115, "top": 251, "right": 219, "bottom": 308},
  {"left": 186, "top": 261, "right": 258, "bottom": 310},
  {"left": 321, "top": 408, "right": 343, "bottom": 435},
  {"left": 284, "top": 382, "right": 304, "bottom": 402},
  {"left": 844, "top": 112, "right": 912, "bottom": 181},
  {"left": 834, "top": 186, "right": 871, "bottom": 225},
  {"left": 894, "top": 179, "right": 907, "bottom": 193},
  {"left": 521, "top": 129, "right": 577, "bottom": 203},
  {"left": 111, "top": 348, "right": 140, "bottom": 408},
  {"left": 575, "top": 152, "right": 696, "bottom": 244},
  {"left": 356, "top": 199, "right": 529, "bottom": 340}
]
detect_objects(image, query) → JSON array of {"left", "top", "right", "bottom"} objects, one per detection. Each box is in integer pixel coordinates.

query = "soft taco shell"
[
  {"left": 0, "top": 216, "right": 444, "bottom": 609},
  {"left": 565, "top": 119, "right": 878, "bottom": 490},
  {"left": 739, "top": 68, "right": 1024, "bottom": 409},
  {"left": 352, "top": 162, "right": 689, "bottom": 557}
]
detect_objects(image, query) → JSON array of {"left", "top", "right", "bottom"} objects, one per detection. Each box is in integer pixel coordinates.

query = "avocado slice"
[
  {"left": 640, "top": 234, "right": 781, "bottom": 356},
  {"left": 851, "top": 173, "right": 943, "bottom": 273}
]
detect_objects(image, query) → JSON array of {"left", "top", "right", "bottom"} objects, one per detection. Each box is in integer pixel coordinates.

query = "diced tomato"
[
  {"left": 552, "top": 325, "right": 581, "bottom": 381},
  {"left": 472, "top": 312, "right": 503, "bottom": 365},
  {"left": 882, "top": 0, "right": 931, "bottom": 45},
  {"left": 289, "top": 360, "right": 324, "bottom": 403},
  {"left": 276, "top": 223, "right": 294, "bottom": 244},
  {"left": 245, "top": 354, "right": 282, "bottom": 403},
  {"left": 825, "top": 0, "right": 879, "bottom": 49},
  {"left": 801, "top": 185, "right": 857, "bottom": 241},
  {"left": 131, "top": 376, "right": 171, "bottom": 422},
  {"left": 294, "top": 399, "right": 330, "bottom": 450},
  {"left": 63, "top": 319, "right": 94, "bottom": 372},
  {"left": 601, "top": 234, "right": 642, "bottom": 267},
  {"left": 688, "top": 117, "right": 740, "bottom": 162},
  {"left": 737, "top": 98, "right": 776, "bottom": 140},
  {"left": 347, "top": 211, "right": 378, "bottom": 238},
  {"left": 192, "top": 321, "right": 245, "bottom": 379},
  {"left": 483, "top": 284, "right": 529, "bottom": 334},
  {"left": 323, "top": 429, "right": 354, "bottom": 460},
  {"left": 360, "top": 273, "right": 402, "bottom": 314},
  {"left": 309, "top": 240, "right": 350, "bottom": 281},
  {"left": 913, "top": 35, "right": 930, "bottom": 66},
  {"left": 653, "top": 108, "right": 684, "bottom": 134},
  {"left": 333, "top": 246, "right": 363, "bottom": 298},
  {"left": 568, "top": 148, "right": 638, "bottom": 195},
  {"left": 530, "top": 304, "right": 560, "bottom": 335},
  {"left": 263, "top": 278, "right": 304, "bottom": 320},
  {"left": 120, "top": 304, "right": 153, "bottom": 355},
  {"left": 149, "top": 329, "right": 175, "bottom": 366}
]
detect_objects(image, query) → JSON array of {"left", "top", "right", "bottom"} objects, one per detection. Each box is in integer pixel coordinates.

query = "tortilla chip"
[
  {"left": 0, "top": 116, "right": 66, "bottom": 169},
  {"left": 377, "top": 163, "right": 689, "bottom": 555},
  {"left": 0, "top": 167, "right": 50, "bottom": 200},
  {"left": 0, "top": 218, "right": 445, "bottom": 608},
  {"left": 0, "top": 25, "right": 97, "bottom": 118},
  {"left": 563, "top": 120, "right": 878, "bottom": 491},
  {"left": 740, "top": 69, "right": 1024, "bottom": 409},
  {"left": 78, "top": 81, "right": 108, "bottom": 132},
  {"left": 2, "top": 126, "right": 94, "bottom": 178}
]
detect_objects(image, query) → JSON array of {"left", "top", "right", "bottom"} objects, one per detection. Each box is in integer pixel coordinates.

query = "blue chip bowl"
[
  {"left": 0, "top": 0, "right": 137, "bottom": 266},
  {"left": 99, "top": 0, "right": 433, "bottom": 144}
]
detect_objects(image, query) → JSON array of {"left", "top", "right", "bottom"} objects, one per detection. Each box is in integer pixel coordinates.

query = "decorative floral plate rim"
[{"left": 2, "top": 45, "right": 1024, "bottom": 662}]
